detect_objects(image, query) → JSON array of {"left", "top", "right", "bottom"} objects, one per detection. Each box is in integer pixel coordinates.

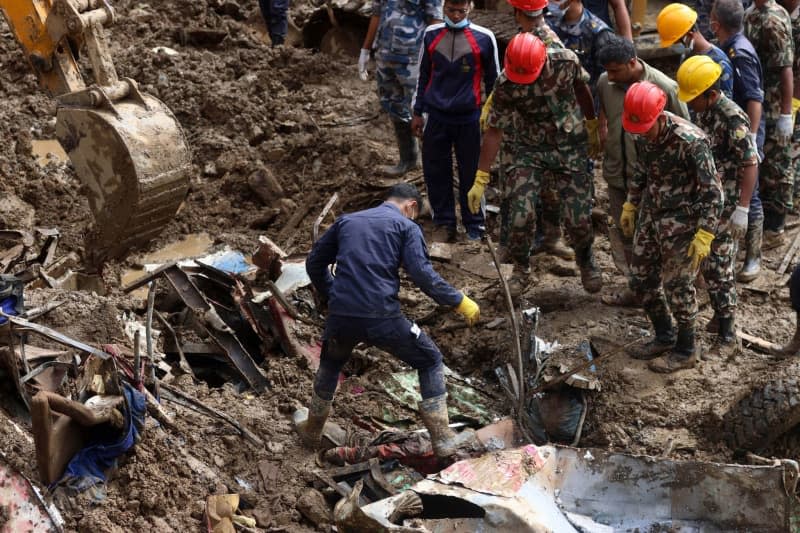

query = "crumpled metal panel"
[{"left": 355, "top": 445, "right": 800, "bottom": 532}]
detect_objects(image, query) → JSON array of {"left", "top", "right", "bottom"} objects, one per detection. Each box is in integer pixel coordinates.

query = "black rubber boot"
[
  {"left": 709, "top": 315, "right": 739, "bottom": 359},
  {"left": 380, "top": 119, "right": 419, "bottom": 177},
  {"left": 649, "top": 326, "right": 699, "bottom": 373},
  {"left": 738, "top": 220, "right": 762, "bottom": 282},
  {"left": 575, "top": 244, "right": 602, "bottom": 294},
  {"left": 629, "top": 311, "right": 675, "bottom": 360}
]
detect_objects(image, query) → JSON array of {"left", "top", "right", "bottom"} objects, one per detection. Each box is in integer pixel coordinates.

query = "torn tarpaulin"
[
  {"left": 0, "top": 274, "right": 23, "bottom": 324},
  {"left": 56, "top": 383, "right": 145, "bottom": 496}
]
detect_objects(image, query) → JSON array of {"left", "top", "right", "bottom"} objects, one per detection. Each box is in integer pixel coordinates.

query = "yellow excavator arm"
[{"left": 0, "top": 0, "right": 191, "bottom": 266}]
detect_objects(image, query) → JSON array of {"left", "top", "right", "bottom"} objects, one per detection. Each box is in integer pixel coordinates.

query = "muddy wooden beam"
[
  {"left": 1, "top": 313, "right": 109, "bottom": 360},
  {"left": 738, "top": 330, "right": 782, "bottom": 354}
]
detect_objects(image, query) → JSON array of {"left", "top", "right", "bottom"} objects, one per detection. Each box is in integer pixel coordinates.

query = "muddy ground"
[{"left": 0, "top": 1, "right": 799, "bottom": 531}]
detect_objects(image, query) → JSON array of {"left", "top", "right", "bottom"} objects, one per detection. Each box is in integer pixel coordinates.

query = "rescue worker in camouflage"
[
  {"left": 777, "top": 0, "right": 800, "bottom": 210},
  {"left": 657, "top": 4, "right": 734, "bottom": 99},
  {"left": 548, "top": 0, "right": 614, "bottom": 90},
  {"left": 676, "top": 56, "right": 758, "bottom": 358},
  {"left": 359, "top": 0, "right": 443, "bottom": 176},
  {"left": 710, "top": 0, "right": 766, "bottom": 283},
  {"left": 744, "top": 0, "right": 795, "bottom": 247},
  {"left": 469, "top": 33, "right": 603, "bottom": 295},
  {"left": 620, "top": 81, "right": 723, "bottom": 373},
  {"left": 595, "top": 35, "right": 690, "bottom": 307},
  {"left": 487, "top": 0, "right": 576, "bottom": 261}
]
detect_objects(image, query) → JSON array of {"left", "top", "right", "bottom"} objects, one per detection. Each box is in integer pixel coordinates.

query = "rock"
[
  {"left": 149, "top": 517, "right": 175, "bottom": 532},
  {"left": 248, "top": 167, "right": 284, "bottom": 206},
  {"left": 0, "top": 193, "right": 35, "bottom": 231},
  {"left": 296, "top": 488, "right": 332, "bottom": 528},
  {"left": 278, "top": 198, "right": 297, "bottom": 215}
]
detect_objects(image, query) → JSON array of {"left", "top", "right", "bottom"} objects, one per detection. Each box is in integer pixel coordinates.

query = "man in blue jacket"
[
  {"left": 411, "top": 0, "right": 499, "bottom": 242},
  {"left": 297, "top": 183, "right": 481, "bottom": 458}
]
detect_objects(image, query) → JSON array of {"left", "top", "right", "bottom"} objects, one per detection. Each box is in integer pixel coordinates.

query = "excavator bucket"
[{"left": 56, "top": 93, "right": 192, "bottom": 265}]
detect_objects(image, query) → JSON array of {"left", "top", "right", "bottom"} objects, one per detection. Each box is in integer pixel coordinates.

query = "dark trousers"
[
  {"left": 313, "top": 315, "right": 446, "bottom": 401},
  {"left": 750, "top": 128, "right": 764, "bottom": 224},
  {"left": 258, "top": 0, "right": 288, "bottom": 45},
  {"left": 422, "top": 116, "right": 484, "bottom": 231}
]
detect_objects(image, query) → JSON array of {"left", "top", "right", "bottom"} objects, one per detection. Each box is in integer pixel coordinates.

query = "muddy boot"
[
  {"left": 293, "top": 392, "right": 341, "bottom": 450},
  {"left": 431, "top": 225, "right": 456, "bottom": 243},
  {"left": 705, "top": 312, "right": 719, "bottom": 334},
  {"left": 506, "top": 263, "right": 530, "bottom": 297},
  {"left": 738, "top": 221, "right": 762, "bottom": 282},
  {"left": 575, "top": 245, "right": 602, "bottom": 294},
  {"left": 536, "top": 225, "right": 575, "bottom": 260},
  {"left": 418, "top": 394, "right": 480, "bottom": 458},
  {"left": 648, "top": 326, "right": 699, "bottom": 373},
  {"left": 629, "top": 311, "right": 675, "bottom": 360},
  {"left": 776, "top": 313, "right": 800, "bottom": 357},
  {"left": 380, "top": 120, "right": 419, "bottom": 177},
  {"left": 763, "top": 229, "right": 786, "bottom": 251},
  {"left": 713, "top": 315, "right": 740, "bottom": 359}
]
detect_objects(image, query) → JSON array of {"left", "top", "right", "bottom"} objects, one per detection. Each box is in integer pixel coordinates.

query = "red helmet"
[
  {"left": 622, "top": 81, "right": 667, "bottom": 134},
  {"left": 504, "top": 33, "right": 547, "bottom": 85},
  {"left": 507, "top": 0, "right": 547, "bottom": 14}
]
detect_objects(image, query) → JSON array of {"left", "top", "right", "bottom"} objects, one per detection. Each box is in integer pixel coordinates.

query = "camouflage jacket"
[
  {"left": 488, "top": 47, "right": 589, "bottom": 151},
  {"left": 372, "top": 0, "right": 443, "bottom": 64},
  {"left": 695, "top": 95, "right": 758, "bottom": 220},
  {"left": 744, "top": 0, "right": 794, "bottom": 122},
  {"left": 548, "top": 7, "right": 613, "bottom": 87},
  {"left": 532, "top": 21, "right": 564, "bottom": 48},
  {"left": 628, "top": 112, "right": 723, "bottom": 236}
]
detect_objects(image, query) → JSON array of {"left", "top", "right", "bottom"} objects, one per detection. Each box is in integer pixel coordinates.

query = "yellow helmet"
[
  {"left": 657, "top": 3, "right": 698, "bottom": 47},
  {"left": 676, "top": 55, "right": 722, "bottom": 102}
]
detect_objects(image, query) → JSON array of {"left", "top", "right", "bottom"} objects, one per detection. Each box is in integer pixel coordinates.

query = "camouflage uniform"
[
  {"left": 488, "top": 47, "right": 595, "bottom": 267},
  {"left": 628, "top": 112, "right": 723, "bottom": 329},
  {"left": 790, "top": 10, "right": 800, "bottom": 201},
  {"left": 372, "top": 0, "right": 442, "bottom": 122},
  {"left": 744, "top": 0, "right": 795, "bottom": 222},
  {"left": 695, "top": 96, "right": 759, "bottom": 319},
  {"left": 499, "top": 27, "right": 564, "bottom": 249}
]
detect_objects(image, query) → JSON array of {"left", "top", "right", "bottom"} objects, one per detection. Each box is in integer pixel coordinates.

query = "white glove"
[
  {"left": 730, "top": 205, "right": 749, "bottom": 241},
  {"left": 747, "top": 132, "right": 762, "bottom": 163},
  {"left": 358, "top": 49, "right": 370, "bottom": 81},
  {"left": 777, "top": 113, "right": 794, "bottom": 145}
]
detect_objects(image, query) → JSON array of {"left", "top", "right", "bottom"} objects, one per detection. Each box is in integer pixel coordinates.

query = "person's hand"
[
  {"left": 411, "top": 115, "right": 425, "bottom": 138},
  {"left": 777, "top": 113, "right": 794, "bottom": 145},
  {"left": 468, "top": 170, "right": 490, "bottom": 214},
  {"left": 585, "top": 118, "right": 601, "bottom": 159},
  {"left": 480, "top": 92, "right": 494, "bottom": 132},
  {"left": 747, "top": 132, "right": 762, "bottom": 163},
  {"left": 730, "top": 205, "right": 749, "bottom": 241},
  {"left": 456, "top": 294, "right": 480, "bottom": 326},
  {"left": 687, "top": 228, "right": 715, "bottom": 270},
  {"left": 620, "top": 201, "right": 637, "bottom": 238},
  {"left": 358, "top": 49, "right": 370, "bottom": 81}
]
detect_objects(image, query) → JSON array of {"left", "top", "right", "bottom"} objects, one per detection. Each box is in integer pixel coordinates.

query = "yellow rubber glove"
[
  {"left": 468, "top": 170, "right": 490, "bottom": 214},
  {"left": 619, "top": 201, "right": 637, "bottom": 238},
  {"left": 456, "top": 294, "right": 480, "bottom": 326},
  {"left": 585, "top": 118, "right": 601, "bottom": 159},
  {"left": 480, "top": 91, "right": 494, "bottom": 132},
  {"left": 687, "top": 228, "right": 715, "bottom": 270}
]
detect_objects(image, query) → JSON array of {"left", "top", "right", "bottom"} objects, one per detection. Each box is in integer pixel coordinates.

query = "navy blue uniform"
[
  {"left": 413, "top": 22, "right": 499, "bottom": 235},
  {"left": 721, "top": 31, "right": 766, "bottom": 224},
  {"left": 258, "top": 0, "right": 288, "bottom": 46},
  {"left": 306, "top": 202, "right": 463, "bottom": 400}
]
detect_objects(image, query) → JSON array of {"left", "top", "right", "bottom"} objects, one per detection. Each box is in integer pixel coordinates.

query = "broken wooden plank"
[
  {"left": 738, "top": 330, "right": 782, "bottom": 354},
  {"left": 313, "top": 192, "right": 339, "bottom": 244},
  {"left": 1, "top": 313, "right": 109, "bottom": 360}
]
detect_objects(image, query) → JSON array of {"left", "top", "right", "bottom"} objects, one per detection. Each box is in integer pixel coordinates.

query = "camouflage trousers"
[
  {"left": 499, "top": 146, "right": 594, "bottom": 266},
  {"left": 760, "top": 123, "right": 794, "bottom": 220},
  {"left": 376, "top": 60, "right": 419, "bottom": 123},
  {"left": 702, "top": 221, "right": 737, "bottom": 319},
  {"left": 629, "top": 209, "right": 698, "bottom": 329}
]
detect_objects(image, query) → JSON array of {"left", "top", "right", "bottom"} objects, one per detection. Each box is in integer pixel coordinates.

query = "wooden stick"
[
  {"left": 485, "top": 236, "right": 526, "bottom": 433},
  {"left": 313, "top": 192, "right": 339, "bottom": 244},
  {"left": 155, "top": 311, "right": 196, "bottom": 378},
  {"left": 777, "top": 230, "right": 800, "bottom": 275},
  {"left": 737, "top": 330, "right": 782, "bottom": 354}
]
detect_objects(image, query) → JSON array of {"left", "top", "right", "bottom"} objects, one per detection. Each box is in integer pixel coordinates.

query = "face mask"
[{"left": 445, "top": 15, "right": 470, "bottom": 29}]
